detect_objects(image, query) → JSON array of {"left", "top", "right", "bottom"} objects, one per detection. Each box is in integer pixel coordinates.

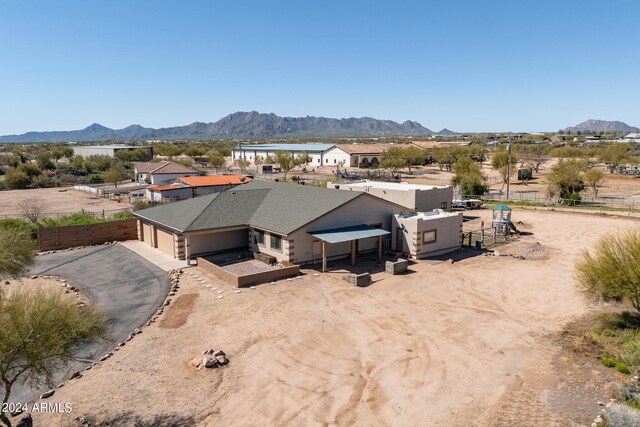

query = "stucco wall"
[
  {"left": 322, "top": 147, "right": 353, "bottom": 167},
  {"left": 288, "top": 194, "right": 405, "bottom": 264},
  {"left": 392, "top": 212, "right": 463, "bottom": 258},
  {"left": 336, "top": 184, "right": 453, "bottom": 212}
]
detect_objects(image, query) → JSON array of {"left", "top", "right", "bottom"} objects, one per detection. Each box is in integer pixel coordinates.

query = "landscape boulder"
[{"left": 193, "top": 349, "right": 229, "bottom": 370}]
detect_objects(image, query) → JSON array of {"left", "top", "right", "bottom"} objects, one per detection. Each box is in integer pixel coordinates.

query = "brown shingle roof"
[
  {"left": 134, "top": 161, "right": 196, "bottom": 174},
  {"left": 334, "top": 144, "right": 394, "bottom": 154}
]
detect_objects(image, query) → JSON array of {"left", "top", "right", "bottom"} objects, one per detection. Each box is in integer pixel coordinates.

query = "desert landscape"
[
  {"left": 25, "top": 209, "right": 635, "bottom": 426},
  {"left": 0, "top": 187, "right": 132, "bottom": 219}
]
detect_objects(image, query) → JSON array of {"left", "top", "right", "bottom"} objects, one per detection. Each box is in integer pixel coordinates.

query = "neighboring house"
[
  {"left": 392, "top": 211, "right": 463, "bottom": 258},
  {"left": 134, "top": 161, "right": 198, "bottom": 185},
  {"left": 146, "top": 175, "right": 252, "bottom": 202},
  {"left": 73, "top": 145, "right": 153, "bottom": 159},
  {"left": 134, "top": 180, "right": 410, "bottom": 266},
  {"left": 322, "top": 144, "right": 393, "bottom": 168},
  {"left": 231, "top": 143, "right": 335, "bottom": 166},
  {"left": 329, "top": 181, "right": 453, "bottom": 212}
]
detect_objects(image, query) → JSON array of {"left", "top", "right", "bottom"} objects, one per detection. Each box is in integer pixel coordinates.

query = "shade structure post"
[
  {"left": 322, "top": 240, "right": 327, "bottom": 273},
  {"left": 351, "top": 240, "right": 356, "bottom": 265},
  {"left": 378, "top": 235, "right": 382, "bottom": 260}
]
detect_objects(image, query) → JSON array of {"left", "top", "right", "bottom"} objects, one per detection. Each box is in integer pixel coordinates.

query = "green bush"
[
  {"left": 0, "top": 218, "right": 37, "bottom": 235},
  {"left": 40, "top": 213, "right": 108, "bottom": 228},
  {"left": 621, "top": 340, "right": 640, "bottom": 367},
  {"left": 112, "top": 211, "right": 134, "bottom": 220},
  {"left": 616, "top": 362, "right": 632, "bottom": 374},
  {"left": 564, "top": 192, "right": 582, "bottom": 205},
  {"left": 603, "top": 356, "right": 616, "bottom": 368}
]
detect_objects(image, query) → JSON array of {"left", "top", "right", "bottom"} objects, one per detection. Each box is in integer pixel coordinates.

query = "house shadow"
[
  {"left": 462, "top": 215, "right": 481, "bottom": 222},
  {"left": 421, "top": 247, "right": 489, "bottom": 263},
  {"left": 304, "top": 253, "right": 417, "bottom": 287}
]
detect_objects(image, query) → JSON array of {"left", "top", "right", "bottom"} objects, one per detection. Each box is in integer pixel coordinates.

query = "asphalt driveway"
[{"left": 5, "top": 244, "right": 171, "bottom": 404}]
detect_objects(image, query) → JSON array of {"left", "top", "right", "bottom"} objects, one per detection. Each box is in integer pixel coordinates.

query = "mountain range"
[
  {"left": 0, "top": 112, "right": 434, "bottom": 143},
  {"left": 565, "top": 119, "right": 639, "bottom": 133}
]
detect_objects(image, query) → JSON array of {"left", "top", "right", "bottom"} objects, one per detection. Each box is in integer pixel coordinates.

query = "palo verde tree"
[
  {"left": 208, "top": 152, "right": 226, "bottom": 172},
  {"left": 270, "top": 151, "right": 300, "bottom": 179},
  {"left": 380, "top": 147, "right": 407, "bottom": 179},
  {"left": 583, "top": 168, "right": 605, "bottom": 198},
  {"left": 234, "top": 157, "right": 250, "bottom": 174},
  {"left": 450, "top": 157, "right": 488, "bottom": 197},
  {"left": 491, "top": 149, "right": 518, "bottom": 191},
  {"left": 575, "top": 228, "right": 640, "bottom": 313},
  {"left": 599, "top": 144, "right": 630, "bottom": 173},
  {"left": 546, "top": 159, "right": 586, "bottom": 203},
  {"left": 296, "top": 152, "right": 312, "bottom": 169},
  {"left": 102, "top": 163, "right": 129, "bottom": 189},
  {"left": 403, "top": 146, "right": 426, "bottom": 173},
  {"left": 0, "top": 288, "right": 107, "bottom": 427}
]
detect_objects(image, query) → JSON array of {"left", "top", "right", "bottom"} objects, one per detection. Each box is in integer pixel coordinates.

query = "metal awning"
[{"left": 309, "top": 224, "right": 390, "bottom": 244}]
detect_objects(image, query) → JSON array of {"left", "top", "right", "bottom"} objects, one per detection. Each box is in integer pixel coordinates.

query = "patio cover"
[{"left": 309, "top": 224, "right": 390, "bottom": 244}]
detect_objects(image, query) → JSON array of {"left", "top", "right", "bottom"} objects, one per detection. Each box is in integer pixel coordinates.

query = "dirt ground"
[
  {"left": 26, "top": 210, "right": 639, "bottom": 426},
  {"left": 405, "top": 160, "right": 640, "bottom": 202},
  {"left": 0, "top": 187, "right": 132, "bottom": 219}
]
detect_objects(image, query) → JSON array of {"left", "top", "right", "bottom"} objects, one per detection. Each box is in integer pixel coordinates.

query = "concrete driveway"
[{"left": 5, "top": 244, "right": 171, "bottom": 404}]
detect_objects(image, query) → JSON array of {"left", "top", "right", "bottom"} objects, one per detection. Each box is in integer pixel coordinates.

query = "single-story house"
[
  {"left": 146, "top": 175, "right": 252, "bottom": 202},
  {"left": 232, "top": 143, "right": 335, "bottom": 166},
  {"left": 134, "top": 161, "right": 198, "bottom": 185},
  {"left": 134, "top": 180, "right": 410, "bottom": 269},
  {"left": 73, "top": 145, "right": 153, "bottom": 159},
  {"left": 392, "top": 210, "right": 463, "bottom": 258},
  {"left": 328, "top": 181, "right": 453, "bottom": 212},
  {"left": 322, "top": 144, "right": 393, "bottom": 168}
]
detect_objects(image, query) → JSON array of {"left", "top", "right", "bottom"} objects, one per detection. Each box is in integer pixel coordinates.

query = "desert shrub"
[
  {"left": 603, "top": 402, "right": 640, "bottom": 426},
  {"left": 603, "top": 356, "right": 616, "bottom": 368},
  {"left": 0, "top": 218, "right": 37, "bottom": 236},
  {"left": 4, "top": 169, "right": 31, "bottom": 189},
  {"left": 615, "top": 381, "right": 640, "bottom": 409},
  {"left": 616, "top": 362, "right": 632, "bottom": 374},
  {"left": 564, "top": 192, "right": 582, "bottom": 205},
  {"left": 621, "top": 340, "right": 640, "bottom": 368},
  {"left": 40, "top": 213, "right": 108, "bottom": 228},
  {"left": 112, "top": 211, "right": 134, "bottom": 220}
]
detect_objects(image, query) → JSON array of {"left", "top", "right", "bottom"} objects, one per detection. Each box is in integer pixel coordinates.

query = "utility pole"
[{"left": 506, "top": 139, "right": 512, "bottom": 201}]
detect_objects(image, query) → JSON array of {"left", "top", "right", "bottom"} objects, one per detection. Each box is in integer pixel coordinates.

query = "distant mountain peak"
[
  {"left": 0, "top": 112, "right": 434, "bottom": 143},
  {"left": 565, "top": 119, "right": 639, "bottom": 133},
  {"left": 437, "top": 128, "right": 457, "bottom": 135}
]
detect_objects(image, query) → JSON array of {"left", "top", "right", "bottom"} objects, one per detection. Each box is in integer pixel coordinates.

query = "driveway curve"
[{"left": 6, "top": 244, "right": 170, "bottom": 404}]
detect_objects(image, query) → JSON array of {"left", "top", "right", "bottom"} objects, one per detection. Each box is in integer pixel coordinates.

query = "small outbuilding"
[
  {"left": 134, "top": 161, "right": 198, "bottom": 185},
  {"left": 392, "top": 210, "right": 463, "bottom": 258}
]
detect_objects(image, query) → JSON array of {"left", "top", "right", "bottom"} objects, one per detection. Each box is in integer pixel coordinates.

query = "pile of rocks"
[{"left": 192, "top": 349, "right": 229, "bottom": 370}]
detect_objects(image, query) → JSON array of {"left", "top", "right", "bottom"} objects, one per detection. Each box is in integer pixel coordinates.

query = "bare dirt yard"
[
  {"left": 28, "top": 210, "right": 639, "bottom": 426},
  {"left": 0, "top": 187, "right": 132, "bottom": 219},
  {"left": 405, "top": 161, "right": 640, "bottom": 203}
]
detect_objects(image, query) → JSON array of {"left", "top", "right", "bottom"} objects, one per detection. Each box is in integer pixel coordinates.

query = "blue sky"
[{"left": 0, "top": 0, "right": 638, "bottom": 134}]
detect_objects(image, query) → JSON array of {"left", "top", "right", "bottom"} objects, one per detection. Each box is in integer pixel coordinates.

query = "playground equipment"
[{"left": 492, "top": 204, "right": 517, "bottom": 237}]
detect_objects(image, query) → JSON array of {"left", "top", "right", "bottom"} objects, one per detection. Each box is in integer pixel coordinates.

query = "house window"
[
  {"left": 441, "top": 201, "right": 448, "bottom": 210},
  {"left": 271, "top": 234, "right": 282, "bottom": 252},
  {"left": 334, "top": 159, "right": 337, "bottom": 164},
  {"left": 423, "top": 229, "right": 437, "bottom": 245},
  {"left": 325, "top": 159, "right": 328, "bottom": 163},
  {"left": 318, "top": 158, "right": 321, "bottom": 163},
  {"left": 254, "top": 230, "right": 265, "bottom": 246}
]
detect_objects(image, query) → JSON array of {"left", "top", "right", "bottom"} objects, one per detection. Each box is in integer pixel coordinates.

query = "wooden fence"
[{"left": 37, "top": 219, "right": 138, "bottom": 251}]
